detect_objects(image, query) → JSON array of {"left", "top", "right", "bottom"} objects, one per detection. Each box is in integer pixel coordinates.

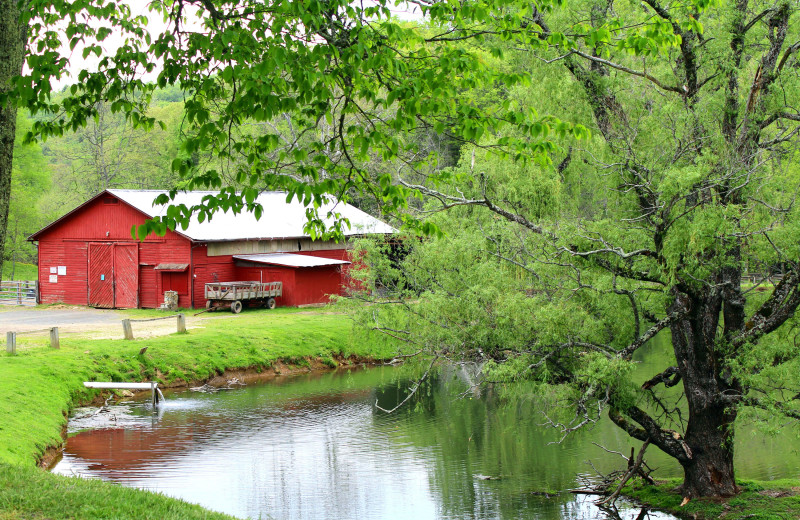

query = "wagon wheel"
[
  {"left": 265, "top": 297, "right": 276, "bottom": 310},
  {"left": 206, "top": 300, "right": 214, "bottom": 311},
  {"left": 231, "top": 300, "right": 243, "bottom": 314}
]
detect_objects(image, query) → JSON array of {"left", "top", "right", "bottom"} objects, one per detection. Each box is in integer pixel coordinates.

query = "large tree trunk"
[
  {"left": 681, "top": 402, "right": 738, "bottom": 497},
  {"left": 0, "top": 0, "right": 27, "bottom": 283},
  {"left": 670, "top": 290, "right": 741, "bottom": 498}
]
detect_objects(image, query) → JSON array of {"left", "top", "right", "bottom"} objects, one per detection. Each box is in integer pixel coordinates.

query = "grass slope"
[
  {"left": 1, "top": 262, "right": 37, "bottom": 281},
  {"left": 626, "top": 479, "right": 800, "bottom": 520},
  {"left": 0, "top": 464, "right": 237, "bottom": 520},
  {"left": 0, "top": 306, "right": 395, "bottom": 467}
]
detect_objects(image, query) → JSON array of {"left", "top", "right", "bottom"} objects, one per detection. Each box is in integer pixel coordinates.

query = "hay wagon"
[{"left": 204, "top": 281, "right": 283, "bottom": 313}]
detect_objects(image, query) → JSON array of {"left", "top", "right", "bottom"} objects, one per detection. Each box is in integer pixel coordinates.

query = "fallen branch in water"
[{"left": 596, "top": 439, "right": 651, "bottom": 506}]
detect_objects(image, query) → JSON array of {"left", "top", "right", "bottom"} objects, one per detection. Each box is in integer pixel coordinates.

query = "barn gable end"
[{"left": 30, "top": 191, "right": 193, "bottom": 308}]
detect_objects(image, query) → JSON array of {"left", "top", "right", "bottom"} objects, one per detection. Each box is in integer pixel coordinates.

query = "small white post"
[
  {"left": 50, "top": 327, "right": 60, "bottom": 349},
  {"left": 177, "top": 313, "right": 186, "bottom": 333},
  {"left": 122, "top": 319, "right": 134, "bottom": 340},
  {"left": 6, "top": 332, "right": 16, "bottom": 354}
]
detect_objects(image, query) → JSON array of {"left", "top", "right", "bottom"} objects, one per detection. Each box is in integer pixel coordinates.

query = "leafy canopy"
[{"left": 5, "top": 0, "right": 719, "bottom": 237}]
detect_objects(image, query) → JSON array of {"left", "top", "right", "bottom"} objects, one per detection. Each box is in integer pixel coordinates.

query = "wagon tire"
[
  {"left": 206, "top": 300, "right": 214, "bottom": 311},
  {"left": 231, "top": 300, "right": 243, "bottom": 314},
  {"left": 266, "top": 297, "right": 277, "bottom": 310}
]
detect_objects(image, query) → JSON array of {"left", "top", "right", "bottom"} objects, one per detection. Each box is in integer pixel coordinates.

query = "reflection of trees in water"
[
  {"left": 59, "top": 364, "right": 781, "bottom": 520},
  {"left": 371, "top": 366, "right": 657, "bottom": 520}
]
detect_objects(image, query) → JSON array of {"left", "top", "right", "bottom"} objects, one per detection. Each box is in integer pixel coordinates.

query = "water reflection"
[
  {"left": 53, "top": 368, "right": 684, "bottom": 520},
  {"left": 54, "top": 356, "right": 798, "bottom": 520}
]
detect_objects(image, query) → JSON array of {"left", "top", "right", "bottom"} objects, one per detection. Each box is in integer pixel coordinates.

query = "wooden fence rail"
[
  {"left": 122, "top": 314, "right": 186, "bottom": 340},
  {"left": 5, "top": 327, "right": 59, "bottom": 354},
  {"left": 0, "top": 281, "right": 37, "bottom": 306}
]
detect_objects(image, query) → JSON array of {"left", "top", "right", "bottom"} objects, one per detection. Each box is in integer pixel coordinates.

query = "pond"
[{"left": 52, "top": 343, "right": 799, "bottom": 520}]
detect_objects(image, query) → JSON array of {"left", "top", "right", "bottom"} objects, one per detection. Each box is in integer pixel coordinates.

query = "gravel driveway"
[{"left": 0, "top": 307, "right": 129, "bottom": 335}]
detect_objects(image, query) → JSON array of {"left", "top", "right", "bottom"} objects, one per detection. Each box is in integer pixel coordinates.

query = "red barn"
[{"left": 28, "top": 190, "right": 394, "bottom": 309}]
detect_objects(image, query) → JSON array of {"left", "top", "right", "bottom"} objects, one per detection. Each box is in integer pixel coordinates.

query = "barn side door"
[
  {"left": 114, "top": 243, "right": 139, "bottom": 308},
  {"left": 88, "top": 243, "right": 115, "bottom": 308}
]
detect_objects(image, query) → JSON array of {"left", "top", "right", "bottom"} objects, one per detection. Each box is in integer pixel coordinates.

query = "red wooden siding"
[
  {"left": 139, "top": 266, "right": 158, "bottom": 308},
  {"left": 234, "top": 265, "right": 296, "bottom": 306},
  {"left": 162, "top": 271, "right": 189, "bottom": 294},
  {"left": 194, "top": 248, "right": 351, "bottom": 307},
  {"left": 190, "top": 244, "right": 239, "bottom": 308},
  {"left": 35, "top": 197, "right": 175, "bottom": 242},
  {"left": 234, "top": 262, "right": 344, "bottom": 306},
  {"left": 293, "top": 266, "right": 344, "bottom": 305},
  {"left": 85, "top": 243, "right": 139, "bottom": 309},
  {"left": 140, "top": 242, "right": 192, "bottom": 308},
  {"left": 38, "top": 241, "right": 87, "bottom": 305}
]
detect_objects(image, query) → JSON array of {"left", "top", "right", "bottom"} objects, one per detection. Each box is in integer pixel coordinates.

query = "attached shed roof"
[
  {"left": 234, "top": 253, "right": 351, "bottom": 268},
  {"left": 154, "top": 263, "right": 189, "bottom": 271},
  {"left": 109, "top": 189, "right": 396, "bottom": 241}
]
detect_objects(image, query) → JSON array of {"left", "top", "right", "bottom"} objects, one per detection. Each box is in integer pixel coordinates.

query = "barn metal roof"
[
  {"left": 106, "top": 189, "right": 396, "bottom": 242},
  {"left": 233, "top": 253, "right": 351, "bottom": 268}
]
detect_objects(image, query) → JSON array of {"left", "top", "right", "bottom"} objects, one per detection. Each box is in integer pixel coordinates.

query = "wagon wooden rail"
[{"left": 204, "top": 281, "right": 282, "bottom": 313}]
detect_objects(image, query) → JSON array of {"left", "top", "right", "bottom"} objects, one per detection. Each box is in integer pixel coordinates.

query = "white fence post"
[{"left": 6, "top": 332, "right": 16, "bottom": 354}]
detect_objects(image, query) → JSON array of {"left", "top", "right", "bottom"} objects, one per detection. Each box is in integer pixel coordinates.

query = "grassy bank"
[
  {"left": 0, "top": 463, "right": 237, "bottom": 519},
  {"left": 626, "top": 478, "right": 800, "bottom": 519},
  {"left": 0, "top": 306, "right": 395, "bottom": 467}
]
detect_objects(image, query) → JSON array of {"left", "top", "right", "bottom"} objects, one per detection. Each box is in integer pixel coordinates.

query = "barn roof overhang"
[{"left": 233, "top": 253, "right": 351, "bottom": 269}]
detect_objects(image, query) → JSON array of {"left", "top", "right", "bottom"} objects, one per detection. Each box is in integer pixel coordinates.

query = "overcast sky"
[{"left": 52, "top": 0, "right": 421, "bottom": 90}]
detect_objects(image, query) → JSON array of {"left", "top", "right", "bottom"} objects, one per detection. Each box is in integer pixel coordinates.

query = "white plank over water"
[
  {"left": 84, "top": 381, "right": 164, "bottom": 406},
  {"left": 83, "top": 382, "right": 157, "bottom": 390}
]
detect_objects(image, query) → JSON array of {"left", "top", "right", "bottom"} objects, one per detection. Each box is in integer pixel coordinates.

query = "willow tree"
[
  {"left": 519, "top": 0, "right": 800, "bottom": 499},
  {"left": 349, "top": 0, "right": 800, "bottom": 501}
]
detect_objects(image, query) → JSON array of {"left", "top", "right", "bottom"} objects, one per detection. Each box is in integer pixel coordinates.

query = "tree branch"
[
  {"left": 571, "top": 50, "right": 683, "bottom": 94},
  {"left": 618, "top": 311, "right": 686, "bottom": 359},
  {"left": 740, "top": 396, "right": 800, "bottom": 421},
  {"left": 611, "top": 405, "right": 693, "bottom": 462},
  {"left": 641, "top": 366, "right": 681, "bottom": 389},
  {"left": 733, "top": 266, "right": 800, "bottom": 348},
  {"left": 398, "top": 178, "right": 555, "bottom": 237}
]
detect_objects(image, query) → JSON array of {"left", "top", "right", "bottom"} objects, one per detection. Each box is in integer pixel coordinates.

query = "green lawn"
[
  {"left": 1, "top": 262, "right": 37, "bottom": 281},
  {"left": 626, "top": 478, "right": 800, "bottom": 520}
]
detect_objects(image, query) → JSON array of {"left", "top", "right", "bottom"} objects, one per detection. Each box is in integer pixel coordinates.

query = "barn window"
[{"left": 103, "top": 197, "right": 119, "bottom": 205}]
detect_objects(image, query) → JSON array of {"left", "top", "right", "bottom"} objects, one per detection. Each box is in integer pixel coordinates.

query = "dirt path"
[{"left": 0, "top": 306, "right": 218, "bottom": 340}]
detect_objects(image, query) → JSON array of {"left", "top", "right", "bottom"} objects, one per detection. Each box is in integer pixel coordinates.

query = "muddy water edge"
[{"left": 39, "top": 357, "right": 374, "bottom": 469}]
